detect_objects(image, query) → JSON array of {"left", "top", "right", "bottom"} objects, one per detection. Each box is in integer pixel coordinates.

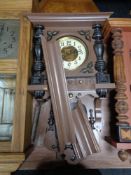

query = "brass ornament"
[{"left": 118, "top": 149, "right": 128, "bottom": 161}]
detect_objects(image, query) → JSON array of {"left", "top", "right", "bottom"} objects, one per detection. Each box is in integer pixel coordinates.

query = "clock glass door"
[
  {"left": 0, "top": 74, "right": 16, "bottom": 141},
  {"left": 0, "top": 19, "right": 19, "bottom": 142},
  {"left": 0, "top": 19, "right": 20, "bottom": 59}
]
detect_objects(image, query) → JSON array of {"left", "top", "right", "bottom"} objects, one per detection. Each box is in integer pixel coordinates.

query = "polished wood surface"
[
  {"left": 20, "top": 99, "right": 131, "bottom": 169},
  {"left": 1, "top": 0, "right": 131, "bottom": 172},
  {"left": 122, "top": 31, "right": 131, "bottom": 125},
  {"left": 112, "top": 28, "right": 128, "bottom": 123},
  {"left": 24, "top": 13, "right": 131, "bottom": 168},
  {"left": 0, "top": 60, "right": 17, "bottom": 74},
  {"left": 0, "top": 153, "right": 25, "bottom": 175},
  {"left": 104, "top": 20, "right": 131, "bottom": 125},
  {"left": 41, "top": 34, "right": 100, "bottom": 162},
  {"left": 11, "top": 16, "right": 32, "bottom": 152},
  {"left": 0, "top": 0, "right": 32, "bottom": 12},
  {"left": 103, "top": 19, "right": 131, "bottom": 148},
  {"left": 104, "top": 20, "right": 131, "bottom": 124},
  {"left": 0, "top": 1, "right": 33, "bottom": 174},
  {"left": 33, "top": 0, "right": 99, "bottom": 13}
]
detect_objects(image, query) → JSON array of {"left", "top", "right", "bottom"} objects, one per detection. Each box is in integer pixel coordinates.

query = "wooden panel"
[
  {"left": 27, "top": 12, "right": 111, "bottom": 28},
  {"left": 122, "top": 31, "right": 131, "bottom": 125},
  {"left": 0, "top": 60, "right": 17, "bottom": 74},
  {"left": 19, "top": 146, "right": 59, "bottom": 170},
  {"left": 0, "top": 0, "right": 33, "bottom": 12},
  {"left": 0, "top": 173, "right": 10, "bottom": 175},
  {"left": 0, "top": 153, "right": 24, "bottom": 162},
  {"left": 20, "top": 100, "right": 131, "bottom": 169},
  {"left": 28, "top": 84, "right": 48, "bottom": 91},
  {"left": 107, "top": 18, "right": 131, "bottom": 29},
  {"left": 0, "top": 142, "right": 11, "bottom": 152},
  {"left": 41, "top": 36, "right": 75, "bottom": 152},
  {"left": 0, "top": 163, "right": 21, "bottom": 173},
  {"left": 103, "top": 18, "right": 131, "bottom": 147},
  {"left": 0, "top": 12, "right": 21, "bottom": 19},
  {"left": 103, "top": 18, "right": 131, "bottom": 40},
  {"left": 11, "top": 16, "right": 32, "bottom": 152},
  {"left": 35, "top": 0, "right": 99, "bottom": 13},
  {"left": 0, "top": 1, "right": 34, "bottom": 175},
  {"left": 0, "top": 153, "right": 24, "bottom": 173}
]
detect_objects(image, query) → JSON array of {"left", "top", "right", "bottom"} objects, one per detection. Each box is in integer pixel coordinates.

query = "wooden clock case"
[
  {"left": 23, "top": 13, "right": 131, "bottom": 169},
  {"left": 0, "top": 0, "right": 131, "bottom": 172},
  {"left": 104, "top": 19, "right": 131, "bottom": 147}
]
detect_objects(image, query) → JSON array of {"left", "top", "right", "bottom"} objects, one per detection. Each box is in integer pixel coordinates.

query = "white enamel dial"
[{"left": 59, "top": 36, "right": 87, "bottom": 70}]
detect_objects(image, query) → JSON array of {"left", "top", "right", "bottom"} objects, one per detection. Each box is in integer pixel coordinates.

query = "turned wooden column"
[
  {"left": 92, "top": 24, "right": 110, "bottom": 97},
  {"left": 112, "top": 28, "right": 129, "bottom": 125},
  {"left": 31, "top": 25, "right": 45, "bottom": 99}
]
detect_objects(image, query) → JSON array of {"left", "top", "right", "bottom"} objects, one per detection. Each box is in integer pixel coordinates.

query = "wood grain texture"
[
  {"left": 102, "top": 18, "right": 131, "bottom": 149},
  {"left": 103, "top": 19, "right": 131, "bottom": 123},
  {"left": 11, "top": 16, "right": 32, "bottom": 152},
  {"left": 0, "top": 163, "right": 21, "bottom": 173},
  {"left": 0, "top": 1, "right": 34, "bottom": 175},
  {"left": 0, "top": 153, "right": 24, "bottom": 174},
  {"left": 41, "top": 36, "right": 75, "bottom": 152},
  {"left": 122, "top": 31, "right": 131, "bottom": 124},
  {"left": 112, "top": 28, "right": 128, "bottom": 123},
  {"left": 35, "top": 0, "right": 99, "bottom": 13},
  {"left": 20, "top": 97, "right": 131, "bottom": 168},
  {"left": 0, "top": 60, "right": 17, "bottom": 74},
  {"left": 0, "top": 0, "right": 33, "bottom": 12},
  {"left": 0, "top": 142, "right": 11, "bottom": 152},
  {"left": 28, "top": 85, "right": 48, "bottom": 91},
  {"left": 0, "top": 153, "right": 24, "bottom": 162},
  {"left": 27, "top": 12, "right": 112, "bottom": 27},
  {"left": 103, "top": 18, "right": 131, "bottom": 41}
]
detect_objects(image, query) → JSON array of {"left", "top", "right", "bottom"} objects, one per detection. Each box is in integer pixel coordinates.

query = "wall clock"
[
  {"left": 0, "top": 1, "right": 35, "bottom": 174},
  {"left": 27, "top": 13, "right": 113, "bottom": 163},
  {"left": 0, "top": 19, "right": 20, "bottom": 144}
]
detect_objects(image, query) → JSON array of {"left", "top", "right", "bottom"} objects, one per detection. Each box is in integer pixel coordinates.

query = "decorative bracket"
[
  {"left": 78, "top": 30, "right": 91, "bottom": 41},
  {"left": 47, "top": 31, "right": 59, "bottom": 41}
]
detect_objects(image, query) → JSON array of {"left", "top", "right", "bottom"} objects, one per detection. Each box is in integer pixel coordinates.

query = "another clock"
[
  {"left": 0, "top": 19, "right": 20, "bottom": 59},
  {"left": 0, "top": 1, "right": 34, "bottom": 174}
]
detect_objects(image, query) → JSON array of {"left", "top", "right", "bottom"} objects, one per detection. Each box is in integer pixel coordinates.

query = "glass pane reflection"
[{"left": 0, "top": 74, "right": 16, "bottom": 141}]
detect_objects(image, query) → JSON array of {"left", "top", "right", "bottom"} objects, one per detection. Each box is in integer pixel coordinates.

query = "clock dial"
[
  {"left": 0, "top": 20, "right": 20, "bottom": 59},
  {"left": 59, "top": 36, "right": 88, "bottom": 70}
]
